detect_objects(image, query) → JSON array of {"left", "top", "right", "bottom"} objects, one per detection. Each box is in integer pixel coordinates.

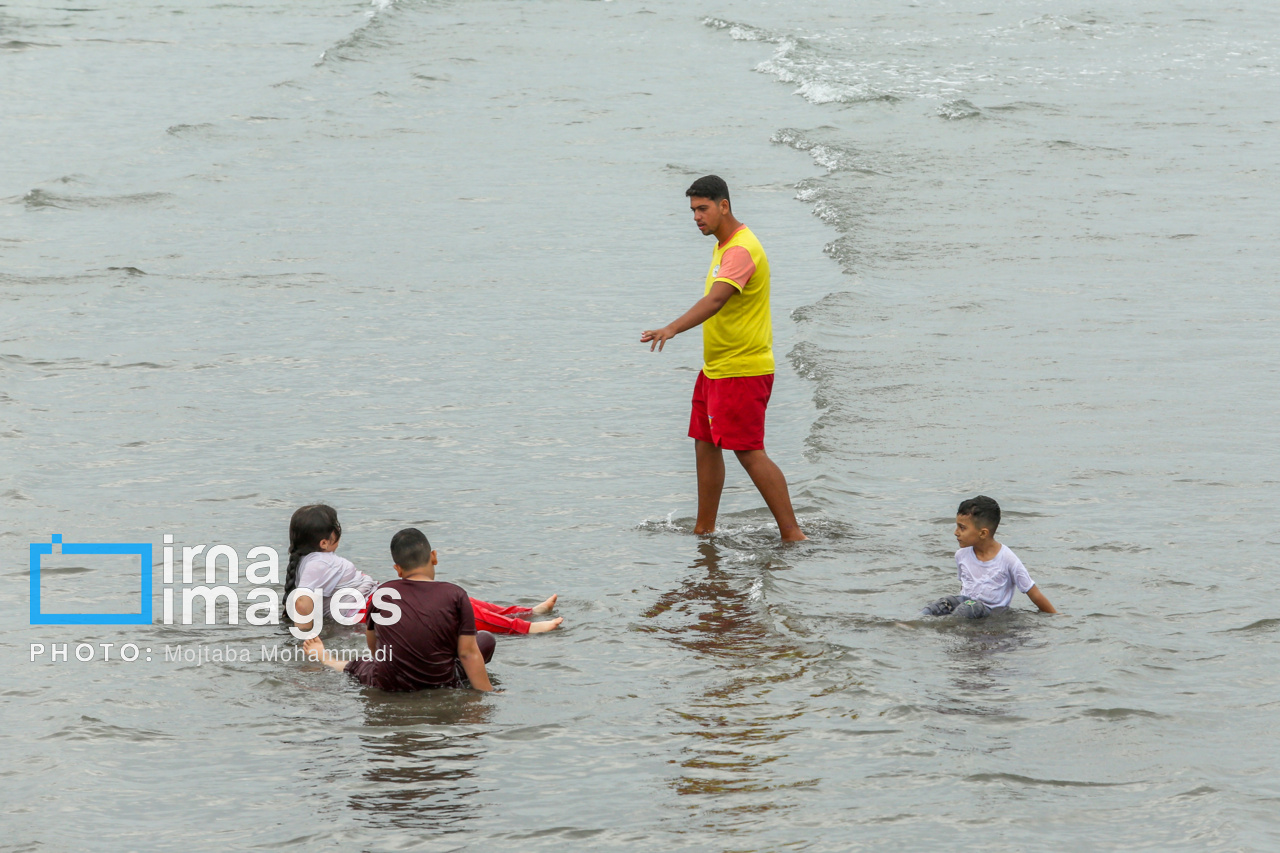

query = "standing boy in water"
[
  {"left": 641, "top": 175, "right": 806, "bottom": 542},
  {"left": 304, "top": 528, "right": 495, "bottom": 691},
  {"left": 922, "top": 495, "right": 1057, "bottom": 618}
]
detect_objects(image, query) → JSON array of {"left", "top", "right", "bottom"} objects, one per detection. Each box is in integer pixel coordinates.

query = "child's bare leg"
[
  {"left": 531, "top": 594, "right": 558, "bottom": 615},
  {"left": 695, "top": 439, "right": 725, "bottom": 535},
  {"left": 302, "top": 637, "right": 349, "bottom": 673},
  {"left": 734, "top": 448, "right": 806, "bottom": 541},
  {"left": 527, "top": 617, "right": 564, "bottom": 634}
]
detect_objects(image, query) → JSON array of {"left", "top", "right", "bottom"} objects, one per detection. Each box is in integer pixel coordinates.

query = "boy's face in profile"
[
  {"left": 690, "top": 195, "right": 728, "bottom": 236},
  {"left": 954, "top": 514, "right": 988, "bottom": 549}
]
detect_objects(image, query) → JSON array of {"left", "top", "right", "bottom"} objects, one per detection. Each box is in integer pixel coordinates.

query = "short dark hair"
[
  {"left": 686, "top": 174, "right": 730, "bottom": 206},
  {"left": 957, "top": 495, "right": 1001, "bottom": 533},
  {"left": 390, "top": 527, "right": 433, "bottom": 569}
]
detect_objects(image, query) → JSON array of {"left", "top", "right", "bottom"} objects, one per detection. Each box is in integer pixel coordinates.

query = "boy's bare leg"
[
  {"left": 527, "top": 617, "right": 564, "bottom": 633},
  {"left": 302, "top": 637, "right": 349, "bottom": 674},
  {"left": 531, "top": 594, "right": 558, "bottom": 615},
  {"left": 694, "top": 439, "right": 725, "bottom": 534},
  {"left": 734, "top": 449, "right": 807, "bottom": 541}
]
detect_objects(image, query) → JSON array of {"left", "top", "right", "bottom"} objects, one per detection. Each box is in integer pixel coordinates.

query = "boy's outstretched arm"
[
  {"left": 1026, "top": 585, "right": 1057, "bottom": 614},
  {"left": 456, "top": 634, "right": 494, "bottom": 692},
  {"left": 640, "top": 281, "right": 738, "bottom": 351}
]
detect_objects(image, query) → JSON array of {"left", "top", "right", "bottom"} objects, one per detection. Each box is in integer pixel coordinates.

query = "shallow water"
[{"left": 3, "top": 1, "right": 1279, "bottom": 850}]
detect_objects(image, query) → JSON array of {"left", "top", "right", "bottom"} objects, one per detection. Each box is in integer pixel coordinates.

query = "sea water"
[{"left": 2, "top": 0, "right": 1278, "bottom": 849}]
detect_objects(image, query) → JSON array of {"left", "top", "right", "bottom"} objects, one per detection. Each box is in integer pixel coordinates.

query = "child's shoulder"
[
  {"left": 995, "top": 544, "right": 1027, "bottom": 569},
  {"left": 379, "top": 578, "right": 465, "bottom": 597},
  {"left": 304, "top": 551, "right": 353, "bottom": 569},
  {"left": 436, "top": 579, "right": 469, "bottom": 597},
  {"left": 298, "top": 550, "right": 355, "bottom": 579}
]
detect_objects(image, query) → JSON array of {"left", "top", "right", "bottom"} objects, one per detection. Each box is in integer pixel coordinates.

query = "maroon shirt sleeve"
[
  {"left": 364, "top": 585, "right": 378, "bottom": 630},
  {"left": 455, "top": 585, "right": 476, "bottom": 635},
  {"left": 364, "top": 581, "right": 386, "bottom": 630}
]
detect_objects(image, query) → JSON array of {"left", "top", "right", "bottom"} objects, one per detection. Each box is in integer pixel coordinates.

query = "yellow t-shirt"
[{"left": 702, "top": 225, "right": 774, "bottom": 379}]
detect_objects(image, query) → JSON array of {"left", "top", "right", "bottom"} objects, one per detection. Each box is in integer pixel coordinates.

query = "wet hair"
[
  {"left": 957, "top": 495, "right": 1001, "bottom": 534},
  {"left": 284, "top": 504, "right": 341, "bottom": 598},
  {"left": 390, "top": 527, "right": 433, "bottom": 570},
  {"left": 686, "top": 174, "right": 731, "bottom": 206}
]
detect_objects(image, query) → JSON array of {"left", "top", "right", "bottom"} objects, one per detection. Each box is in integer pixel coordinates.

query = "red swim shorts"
[{"left": 688, "top": 370, "right": 774, "bottom": 451}]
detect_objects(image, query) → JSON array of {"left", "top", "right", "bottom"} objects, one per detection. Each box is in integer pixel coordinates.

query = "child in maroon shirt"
[{"left": 305, "top": 528, "right": 498, "bottom": 691}]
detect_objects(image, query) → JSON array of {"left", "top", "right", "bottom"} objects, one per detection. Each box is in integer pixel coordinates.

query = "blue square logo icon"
[{"left": 30, "top": 535, "right": 153, "bottom": 625}]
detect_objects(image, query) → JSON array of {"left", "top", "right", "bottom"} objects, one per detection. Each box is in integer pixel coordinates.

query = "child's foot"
[
  {"left": 528, "top": 617, "right": 564, "bottom": 634},
  {"left": 302, "top": 637, "right": 349, "bottom": 673},
  {"left": 780, "top": 524, "right": 808, "bottom": 542},
  {"left": 531, "top": 594, "right": 558, "bottom": 615}
]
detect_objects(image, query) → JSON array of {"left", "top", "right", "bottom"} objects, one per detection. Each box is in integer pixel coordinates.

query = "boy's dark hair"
[
  {"left": 957, "top": 495, "right": 1001, "bottom": 533},
  {"left": 390, "top": 527, "right": 433, "bottom": 569},
  {"left": 285, "top": 504, "right": 341, "bottom": 598},
  {"left": 686, "top": 174, "right": 730, "bottom": 206}
]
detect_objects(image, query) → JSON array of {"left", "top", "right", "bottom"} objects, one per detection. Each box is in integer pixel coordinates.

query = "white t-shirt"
[
  {"left": 955, "top": 545, "right": 1035, "bottom": 609},
  {"left": 296, "top": 552, "right": 378, "bottom": 620}
]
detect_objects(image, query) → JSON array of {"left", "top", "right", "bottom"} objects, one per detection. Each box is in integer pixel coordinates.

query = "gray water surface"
[{"left": 3, "top": 1, "right": 1278, "bottom": 850}]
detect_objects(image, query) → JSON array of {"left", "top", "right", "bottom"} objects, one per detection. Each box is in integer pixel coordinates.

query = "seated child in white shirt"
[
  {"left": 285, "top": 504, "right": 562, "bottom": 635},
  {"left": 921, "top": 495, "right": 1057, "bottom": 618}
]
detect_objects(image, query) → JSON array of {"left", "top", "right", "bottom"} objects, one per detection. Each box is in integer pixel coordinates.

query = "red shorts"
[{"left": 688, "top": 370, "right": 774, "bottom": 451}]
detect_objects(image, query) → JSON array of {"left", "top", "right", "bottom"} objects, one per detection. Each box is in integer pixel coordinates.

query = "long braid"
[{"left": 284, "top": 547, "right": 305, "bottom": 600}]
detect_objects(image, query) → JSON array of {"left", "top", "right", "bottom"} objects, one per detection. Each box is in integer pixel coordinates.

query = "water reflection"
[
  {"left": 641, "top": 541, "right": 816, "bottom": 820},
  {"left": 347, "top": 690, "right": 494, "bottom": 836},
  {"left": 932, "top": 616, "right": 1037, "bottom": 717}
]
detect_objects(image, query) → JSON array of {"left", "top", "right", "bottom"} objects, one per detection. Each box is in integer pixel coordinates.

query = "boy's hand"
[
  {"left": 642, "top": 283, "right": 737, "bottom": 352},
  {"left": 641, "top": 325, "right": 677, "bottom": 352},
  {"left": 456, "top": 634, "right": 494, "bottom": 692}
]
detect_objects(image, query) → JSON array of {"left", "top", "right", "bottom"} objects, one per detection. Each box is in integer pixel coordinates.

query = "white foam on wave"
[
  {"left": 737, "top": 8, "right": 1278, "bottom": 113},
  {"left": 706, "top": 17, "right": 909, "bottom": 105},
  {"left": 320, "top": 0, "right": 398, "bottom": 64},
  {"left": 702, "top": 17, "right": 769, "bottom": 42},
  {"left": 792, "top": 78, "right": 859, "bottom": 106},
  {"left": 754, "top": 38, "right": 913, "bottom": 105},
  {"left": 770, "top": 128, "right": 878, "bottom": 175},
  {"left": 636, "top": 510, "right": 689, "bottom": 535}
]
